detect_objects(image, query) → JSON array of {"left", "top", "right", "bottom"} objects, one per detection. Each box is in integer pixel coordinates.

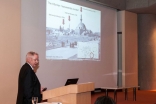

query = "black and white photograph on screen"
[{"left": 46, "top": 0, "right": 101, "bottom": 61}]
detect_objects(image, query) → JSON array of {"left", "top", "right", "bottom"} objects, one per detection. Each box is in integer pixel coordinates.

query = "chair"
[{"left": 94, "top": 96, "right": 116, "bottom": 104}]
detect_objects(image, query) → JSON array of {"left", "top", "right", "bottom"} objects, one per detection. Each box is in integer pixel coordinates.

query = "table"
[{"left": 101, "top": 86, "right": 140, "bottom": 102}]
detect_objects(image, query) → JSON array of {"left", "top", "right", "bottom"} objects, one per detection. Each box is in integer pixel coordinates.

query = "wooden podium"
[{"left": 42, "top": 82, "right": 94, "bottom": 104}]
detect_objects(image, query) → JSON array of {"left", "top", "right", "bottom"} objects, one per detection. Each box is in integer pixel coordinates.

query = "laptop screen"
[{"left": 65, "top": 78, "right": 79, "bottom": 86}]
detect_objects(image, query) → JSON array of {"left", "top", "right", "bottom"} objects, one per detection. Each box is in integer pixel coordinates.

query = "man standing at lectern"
[{"left": 16, "top": 51, "right": 42, "bottom": 104}]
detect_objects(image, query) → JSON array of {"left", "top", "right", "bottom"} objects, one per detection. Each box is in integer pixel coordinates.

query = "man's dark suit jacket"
[{"left": 16, "top": 63, "right": 42, "bottom": 104}]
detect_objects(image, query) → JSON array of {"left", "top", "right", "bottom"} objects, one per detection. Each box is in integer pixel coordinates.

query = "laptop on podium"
[{"left": 65, "top": 78, "right": 79, "bottom": 86}]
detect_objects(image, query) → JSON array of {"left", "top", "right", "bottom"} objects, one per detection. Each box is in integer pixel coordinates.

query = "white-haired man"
[{"left": 16, "top": 51, "right": 42, "bottom": 104}]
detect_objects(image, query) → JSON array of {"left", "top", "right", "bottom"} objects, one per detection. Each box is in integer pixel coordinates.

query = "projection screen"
[{"left": 21, "top": 0, "right": 118, "bottom": 89}]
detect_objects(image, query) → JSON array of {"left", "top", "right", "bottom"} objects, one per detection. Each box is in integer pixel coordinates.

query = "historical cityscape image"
[{"left": 46, "top": 0, "right": 101, "bottom": 60}]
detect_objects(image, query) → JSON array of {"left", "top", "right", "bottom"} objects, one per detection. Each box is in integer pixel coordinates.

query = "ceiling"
[
  {"left": 126, "top": 3, "right": 156, "bottom": 15},
  {"left": 86, "top": 0, "right": 156, "bottom": 15}
]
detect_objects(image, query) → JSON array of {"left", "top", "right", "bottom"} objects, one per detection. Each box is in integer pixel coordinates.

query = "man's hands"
[{"left": 41, "top": 87, "right": 47, "bottom": 93}]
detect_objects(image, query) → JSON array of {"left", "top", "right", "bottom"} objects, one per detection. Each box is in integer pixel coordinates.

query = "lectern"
[{"left": 42, "top": 82, "right": 94, "bottom": 104}]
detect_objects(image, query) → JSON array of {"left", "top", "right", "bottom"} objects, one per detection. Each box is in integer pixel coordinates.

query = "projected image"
[{"left": 46, "top": 0, "right": 101, "bottom": 60}]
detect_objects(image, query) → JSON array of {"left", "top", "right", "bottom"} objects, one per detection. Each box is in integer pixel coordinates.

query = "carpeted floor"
[{"left": 91, "top": 90, "right": 156, "bottom": 104}]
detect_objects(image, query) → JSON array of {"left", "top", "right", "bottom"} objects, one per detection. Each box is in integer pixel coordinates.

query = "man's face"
[{"left": 29, "top": 54, "right": 39, "bottom": 69}]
